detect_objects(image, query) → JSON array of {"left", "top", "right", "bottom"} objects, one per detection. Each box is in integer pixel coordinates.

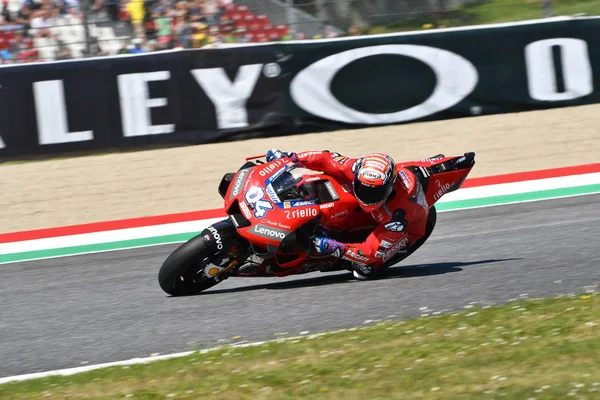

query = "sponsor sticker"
[
  {"left": 383, "top": 236, "right": 409, "bottom": 262},
  {"left": 399, "top": 170, "right": 412, "bottom": 189},
  {"left": 204, "top": 265, "right": 223, "bottom": 278},
  {"left": 324, "top": 181, "right": 339, "bottom": 200},
  {"left": 361, "top": 169, "right": 383, "bottom": 181},
  {"left": 239, "top": 201, "right": 252, "bottom": 219},
  {"left": 305, "top": 176, "right": 322, "bottom": 183},
  {"left": 420, "top": 155, "right": 444, "bottom": 164},
  {"left": 364, "top": 160, "right": 386, "bottom": 170},
  {"left": 285, "top": 207, "right": 318, "bottom": 219},
  {"left": 259, "top": 160, "right": 285, "bottom": 177},
  {"left": 207, "top": 226, "right": 224, "bottom": 250},
  {"left": 380, "top": 240, "right": 393, "bottom": 249},
  {"left": 371, "top": 205, "right": 391, "bottom": 223},
  {"left": 384, "top": 221, "right": 405, "bottom": 232},
  {"left": 230, "top": 168, "right": 250, "bottom": 200},
  {"left": 251, "top": 224, "right": 289, "bottom": 240},
  {"left": 244, "top": 187, "right": 273, "bottom": 218},
  {"left": 333, "top": 154, "right": 349, "bottom": 165},
  {"left": 320, "top": 202, "right": 334, "bottom": 209},
  {"left": 265, "top": 183, "right": 280, "bottom": 203},
  {"left": 297, "top": 151, "right": 323, "bottom": 158},
  {"left": 433, "top": 180, "right": 455, "bottom": 201},
  {"left": 291, "top": 200, "right": 318, "bottom": 207},
  {"left": 284, "top": 201, "right": 291, "bottom": 208},
  {"left": 345, "top": 250, "right": 370, "bottom": 263},
  {"left": 243, "top": 168, "right": 256, "bottom": 191},
  {"left": 332, "top": 210, "right": 348, "bottom": 219},
  {"left": 260, "top": 219, "right": 292, "bottom": 230}
]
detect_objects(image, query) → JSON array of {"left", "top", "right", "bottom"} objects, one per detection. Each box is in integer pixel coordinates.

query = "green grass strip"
[
  {"left": 436, "top": 183, "right": 600, "bottom": 211},
  {"left": 1, "top": 293, "right": 598, "bottom": 399}
]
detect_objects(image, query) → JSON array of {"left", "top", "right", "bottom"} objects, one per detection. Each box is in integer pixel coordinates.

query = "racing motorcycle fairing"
[
  {"left": 216, "top": 152, "right": 475, "bottom": 277},
  {"left": 399, "top": 152, "right": 476, "bottom": 207}
]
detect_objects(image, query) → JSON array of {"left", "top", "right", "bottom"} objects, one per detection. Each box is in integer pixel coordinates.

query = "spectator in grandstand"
[
  {"left": 126, "top": 0, "right": 145, "bottom": 38},
  {"left": 154, "top": 8, "right": 171, "bottom": 38},
  {"left": 1, "top": 0, "right": 12, "bottom": 22},
  {"left": 129, "top": 36, "right": 145, "bottom": 53},
  {"left": 347, "top": 25, "right": 360, "bottom": 36},
  {"left": 0, "top": 48, "right": 14, "bottom": 64},
  {"left": 9, "top": 31, "right": 30, "bottom": 54},
  {"left": 171, "top": 12, "right": 193, "bottom": 47},
  {"left": 14, "top": 4, "right": 33, "bottom": 34},
  {"left": 156, "top": 34, "right": 172, "bottom": 50},
  {"left": 117, "top": 39, "right": 130, "bottom": 54},
  {"left": 102, "top": 0, "right": 120, "bottom": 22},
  {"left": 201, "top": 0, "right": 220, "bottom": 25},
  {"left": 82, "top": 36, "right": 108, "bottom": 57},
  {"left": 172, "top": 1, "right": 188, "bottom": 18},
  {"left": 190, "top": 21, "right": 209, "bottom": 47},
  {"left": 54, "top": 38, "right": 72, "bottom": 59},
  {"left": 146, "top": 37, "right": 157, "bottom": 51},
  {"left": 30, "top": 6, "right": 59, "bottom": 38}
]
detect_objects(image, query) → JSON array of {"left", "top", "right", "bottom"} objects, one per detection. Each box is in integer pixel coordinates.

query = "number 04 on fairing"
[{"left": 157, "top": 152, "right": 476, "bottom": 296}]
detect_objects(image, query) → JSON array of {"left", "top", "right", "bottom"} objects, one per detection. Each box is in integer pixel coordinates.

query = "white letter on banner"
[
  {"left": 290, "top": 45, "right": 478, "bottom": 124},
  {"left": 33, "top": 80, "right": 93, "bottom": 145},
  {"left": 118, "top": 71, "right": 175, "bottom": 137},
  {"left": 191, "top": 64, "right": 263, "bottom": 129},
  {"left": 0, "top": 134, "right": 4, "bottom": 149},
  {"left": 525, "top": 38, "right": 593, "bottom": 101}
]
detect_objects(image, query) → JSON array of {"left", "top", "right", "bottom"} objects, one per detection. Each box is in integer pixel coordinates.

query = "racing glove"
[
  {"left": 313, "top": 235, "right": 375, "bottom": 280},
  {"left": 266, "top": 149, "right": 297, "bottom": 163},
  {"left": 312, "top": 236, "right": 345, "bottom": 257}
]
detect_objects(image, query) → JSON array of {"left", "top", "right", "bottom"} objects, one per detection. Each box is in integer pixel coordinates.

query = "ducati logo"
[
  {"left": 384, "top": 221, "right": 405, "bottom": 232},
  {"left": 290, "top": 44, "right": 478, "bottom": 124}
]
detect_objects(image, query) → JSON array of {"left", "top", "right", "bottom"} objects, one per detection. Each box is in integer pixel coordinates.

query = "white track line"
[
  {"left": 0, "top": 352, "right": 195, "bottom": 384},
  {"left": 0, "top": 218, "right": 224, "bottom": 255},
  {"left": 0, "top": 330, "right": 349, "bottom": 385}
]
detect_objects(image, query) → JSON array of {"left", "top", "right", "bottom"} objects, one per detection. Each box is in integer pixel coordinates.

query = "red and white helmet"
[{"left": 352, "top": 153, "right": 397, "bottom": 212}]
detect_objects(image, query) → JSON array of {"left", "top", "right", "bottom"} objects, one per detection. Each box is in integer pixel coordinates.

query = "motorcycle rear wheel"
[{"left": 158, "top": 234, "right": 224, "bottom": 296}]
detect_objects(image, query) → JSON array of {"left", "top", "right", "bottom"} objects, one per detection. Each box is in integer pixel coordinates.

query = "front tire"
[{"left": 158, "top": 234, "right": 223, "bottom": 296}]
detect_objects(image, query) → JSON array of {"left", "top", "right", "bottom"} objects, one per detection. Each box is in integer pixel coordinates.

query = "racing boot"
[{"left": 351, "top": 263, "right": 374, "bottom": 280}]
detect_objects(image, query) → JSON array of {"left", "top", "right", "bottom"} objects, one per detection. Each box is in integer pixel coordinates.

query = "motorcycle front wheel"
[{"left": 158, "top": 233, "right": 227, "bottom": 296}]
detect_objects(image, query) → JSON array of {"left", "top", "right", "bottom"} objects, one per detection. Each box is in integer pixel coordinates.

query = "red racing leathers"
[{"left": 294, "top": 150, "right": 430, "bottom": 269}]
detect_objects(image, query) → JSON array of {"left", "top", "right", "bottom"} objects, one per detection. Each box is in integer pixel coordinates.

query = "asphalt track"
[{"left": 1, "top": 194, "right": 599, "bottom": 378}]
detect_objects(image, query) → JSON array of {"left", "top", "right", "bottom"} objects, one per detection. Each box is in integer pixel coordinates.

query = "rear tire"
[{"left": 158, "top": 234, "right": 221, "bottom": 296}]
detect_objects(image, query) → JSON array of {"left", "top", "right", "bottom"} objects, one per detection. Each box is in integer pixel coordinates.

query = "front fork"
[{"left": 199, "top": 218, "right": 251, "bottom": 282}]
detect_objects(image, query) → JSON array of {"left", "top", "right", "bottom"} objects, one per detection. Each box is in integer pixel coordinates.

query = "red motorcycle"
[{"left": 158, "top": 152, "right": 476, "bottom": 296}]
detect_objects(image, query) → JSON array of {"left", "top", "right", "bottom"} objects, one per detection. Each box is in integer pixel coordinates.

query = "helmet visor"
[{"left": 353, "top": 177, "right": 393, "bottom": 206}]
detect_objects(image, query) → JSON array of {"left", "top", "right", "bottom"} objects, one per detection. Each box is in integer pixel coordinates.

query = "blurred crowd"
[{"left": 0, "top": 0, "right": 355, "bottom": 63}]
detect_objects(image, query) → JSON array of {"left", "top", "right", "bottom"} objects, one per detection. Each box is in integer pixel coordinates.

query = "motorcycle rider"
[{"left": 265, "top": 149, "right": 430, "bottom": 280}]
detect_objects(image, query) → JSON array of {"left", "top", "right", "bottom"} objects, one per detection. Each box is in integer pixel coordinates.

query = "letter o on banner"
[
  {"left": 525, "top": 38, "right": 593, "bottom": 101},
  {"left": 290, "top": 44, "right": 479, "bottom": 124}
]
